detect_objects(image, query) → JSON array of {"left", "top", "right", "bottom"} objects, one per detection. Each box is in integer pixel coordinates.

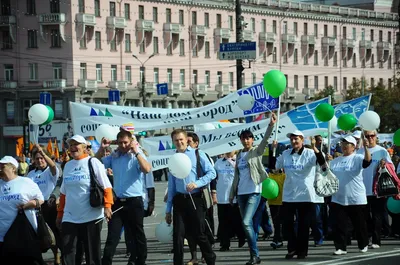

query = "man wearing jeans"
[{"left": 230, "top": 113, "right": 276, "bottom": 265}]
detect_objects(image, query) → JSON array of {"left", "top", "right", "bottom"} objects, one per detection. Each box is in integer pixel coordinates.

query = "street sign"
[
  {"left": 156, "top": 83, "right": 168, "bottom": 95},
  {"left": 108, "top": 90, "right": 120, "bottom": 102},
  {"left": 39, "top": 92, "right": 52, "bottom": 105},
  {"left": 219, "top": 42, "right": 256, "bottom": 60}
]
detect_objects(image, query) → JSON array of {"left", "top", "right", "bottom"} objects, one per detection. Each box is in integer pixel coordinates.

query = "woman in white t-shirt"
[
  {"left": 27, "top": 144, "right": 61, "bottom": 264},
  {"left": 56, "top": 135, "right": 113, "bottom": 265},
  {"left": 330, "top": 135, "right": 371, "bottom": 255},
  {"left": 0, "top": 155, "right": 44, "bottom": 263}
]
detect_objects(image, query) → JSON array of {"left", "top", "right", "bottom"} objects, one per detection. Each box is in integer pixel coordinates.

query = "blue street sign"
[
  {"left": 39, "top": 92, "right": 52, "bottom": 105},
  {"left": 219, "top": 42, "right": 256, "bottom": 60},
  {"left": 108, "top": 90, "right": 120, "bottom": 102},
  {"left": 156, "top": 83, "right": 168, "bottom": 95}
]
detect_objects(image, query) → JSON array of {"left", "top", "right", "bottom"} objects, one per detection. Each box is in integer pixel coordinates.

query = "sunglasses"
[
  {"left": 365, "top": 135, "right": 376, "bottom": 138},
  {"left": 87, "top": 146, "right": 92, "bottom": 149}
]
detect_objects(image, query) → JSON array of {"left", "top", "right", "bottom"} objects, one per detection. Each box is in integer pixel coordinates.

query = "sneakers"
[
  {"left": 359, "top": 246, "right": 368, "bottom": 253},
  {"left": 370, "top": 244, "right": 380, "bottom": 249},
  {"left": 333, "top": 249, "right": 347, "bottom": 255},
  {"left": 270, "top": 242, "right": 283, "bottom": 249}
]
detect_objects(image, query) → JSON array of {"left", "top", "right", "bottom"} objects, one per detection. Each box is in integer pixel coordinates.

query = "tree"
[
  {"left": 345, "top": 78, "right": 365, "bottom": 100},
  {"left": 314, "top": 85, "right": 337, "bottom": 105}
]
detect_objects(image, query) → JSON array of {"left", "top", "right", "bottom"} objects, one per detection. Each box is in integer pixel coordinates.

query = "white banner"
[
  {"left": 28, "top": 123, "right": 73, "bottom": 150},
  {"left": 70, "top": 82, "right": 279, "bottom": 137},
  {"left": 143, "top": 96, "right": 371, "bottom": 171}
]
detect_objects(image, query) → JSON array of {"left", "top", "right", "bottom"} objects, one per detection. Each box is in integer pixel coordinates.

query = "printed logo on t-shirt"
[
  {"left": 0, "top": 193, "right": 21, "bottom": 201},
  {"left": 64, "top": 174, "right": 90, "bottom": 183},
  {"left": 2, "top": 185, "right": 11, "bottom": 194},
  {"left": 74, "top": 166, "right": 83, "bottom": 171}
]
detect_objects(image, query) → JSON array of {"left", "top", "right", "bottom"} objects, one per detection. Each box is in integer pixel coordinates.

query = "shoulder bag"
[
  {"left": 36, "top": 204, "right": 56, "bottom": 253},
  {"left": 88, "top": 157, "right": 104, "bottom": 207},
  {"left": 314, "top": 165, "right": 339, "bottom": 197},
  {"left": 195, "top": 149, "right": 213, "bottom": 209}
]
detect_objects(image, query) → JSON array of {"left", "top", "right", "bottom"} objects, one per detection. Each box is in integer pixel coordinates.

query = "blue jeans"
[
  {"left": 238, "top": 193, "right": 261, "bottom": 257},
  {"left": 253, "top": 197, "right": 272, "bottom": 238}
]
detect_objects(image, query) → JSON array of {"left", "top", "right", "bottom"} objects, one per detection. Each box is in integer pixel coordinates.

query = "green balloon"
[
  {"left": 261, "top": 178, "right": 279, "bottom": 200},
  {"left": 387, "top": 197, "right": 400, "bottom": 214},
  {"left": 263, "top": 70, "right": 287, "bottom": 98},
  {"left": 394, "top": 129, "right": 400, "bottom": 146},
  {"left": 42, "top": 105, "right": 54, "bottom": 125},
  {"left": 315, "top": 103, "right": 335, "bottom": 122},
  {"left": 337, "top": 114, "right": 357, "bottom": 131}
]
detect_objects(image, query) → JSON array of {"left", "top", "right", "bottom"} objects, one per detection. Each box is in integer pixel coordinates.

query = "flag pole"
[
  {"left": 327, "top": 95, "right": 332, "bottom": 161},
  {"left": 272, "top": 95, "right": 281, "bottom": 157}
]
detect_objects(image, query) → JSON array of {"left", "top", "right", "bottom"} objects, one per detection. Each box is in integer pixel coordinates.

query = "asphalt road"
[{"left": 43, "top": 181, "right": 400, "bottom": 265}]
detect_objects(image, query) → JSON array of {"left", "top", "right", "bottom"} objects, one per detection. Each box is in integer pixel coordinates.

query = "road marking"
[{"left": 323, "top": 253, "right": 400, "bottom": 265}]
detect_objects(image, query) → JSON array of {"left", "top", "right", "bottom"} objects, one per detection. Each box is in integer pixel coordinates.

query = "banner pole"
[
  {"left": 327, "top": 95, "right": 332, "bottom": 161},
  {"left": 272, "top": 95, "right": 281, "bottom": 157}
]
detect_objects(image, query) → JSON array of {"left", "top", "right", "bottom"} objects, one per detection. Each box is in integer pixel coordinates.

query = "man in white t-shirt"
[{"left": 358, "top": 130, "right": 393, "bottom": 249}]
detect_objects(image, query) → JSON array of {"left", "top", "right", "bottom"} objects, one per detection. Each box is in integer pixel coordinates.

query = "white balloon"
[
  {"left": 195, "top": 123, "right": 215, "bottom": 132},
  {"left": 237, "top": 94, "right": 255, "bottom": 111},
  {"left": 95, "top": 124, "right": 118, "bottom": 142},
  {"left": 155, "top": 222, "right": 173, "bottom": 243},
  {"left": 330, "top": 116, "right": 338, "bottom": 132},
  {"left": 28, "top": 104, "right": 49, "bottom": 125},
  {"left": 359, "top": 111, "right": 380, "bottom": 130},
  {"left": 168, "top": 153, "right": 192, "bottom": 179}
]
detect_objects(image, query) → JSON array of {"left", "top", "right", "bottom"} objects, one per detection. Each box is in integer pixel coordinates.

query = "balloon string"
[{"left": 183, "top": 179, "right": 197, "bottom": 211}]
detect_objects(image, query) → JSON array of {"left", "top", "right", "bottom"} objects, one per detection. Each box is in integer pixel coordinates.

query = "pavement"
[{"left": 43, "top": 181, "right": 400, "bottom": 265}]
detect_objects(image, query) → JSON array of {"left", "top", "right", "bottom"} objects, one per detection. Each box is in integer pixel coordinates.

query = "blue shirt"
[
  {"left": 166, "top": 147, "right": 216, "bottom": 213},
  {"left": 102, "top": 151, "right": 146, "bottom": 198}
]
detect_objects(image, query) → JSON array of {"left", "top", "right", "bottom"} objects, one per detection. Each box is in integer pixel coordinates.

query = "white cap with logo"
[
  {"left": 286, "top": 130, "right": 305, "bottom": 138},
  {"left": 0, "top": 156, "right": 19, "bottom": 168},
  {"left": 342, "top": 135, "right": 357, "bottom": 146},
  {"left": 66, "top": 135, "right": 87, "bottom": 145}
]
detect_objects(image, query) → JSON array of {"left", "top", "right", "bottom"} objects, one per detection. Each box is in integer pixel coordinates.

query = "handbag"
[
  {"left": 36, "top": 207, "right": 56, "bottom": 253},
  {"left": 314, "top": 166, "right": 339, "bottom": 197},
  {"left": 375, "top": 167, "right": 399, "bottom": 198},
  {"left": 195, "top": 149, "right": 213, "bottom": 209},
  {"left": 88, "top": 158, "right": 104, "bottom": 207}
]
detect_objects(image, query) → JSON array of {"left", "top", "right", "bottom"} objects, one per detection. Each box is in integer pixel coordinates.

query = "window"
[
  {"left": 229, "top": 72, "right": 234, "bottom": 86},
  {"left": 153, "top": 36, "right": 159, "bottom": 54},
  {"left": 293, "top": 22, "right": 298, "bottom": 36},
  {"left": 261, "top": 19, "right": 266, "bottom": 32},
  {"left": 370, "top": 78, "right": 375, "bottom": 88},
  {"left": 294, "top": 75, "right": 298, "bottom": 89},
  {"left": 125, "top": 34, "right": 131, "bottom": 52},
  {"left": 272, "top": 47, "right": 277, "bottom": 63},
  {"left": 179, "top": 10, "right": 184, "bottom": 25},
  {"left": 314, "top": 51, "right": 318, "bottom": 65},
  {"left": 95, "top": 31, "right": 101, "bottom": 49},
  {"left": 304, "top": 23, "right": 308, "bottom": 35},
  {"left": 204, "top": 13, "right": 209, "bottom": 27},
  {"left": 217, "top": 14, "right": 222, "bottom": 28},
  {"left": 314, "top": 24, "right": 318, "bottom": 38},
  {"left": 153, "top": 7, "right": 158, "bottom": 22},
  {"left": 251, "top": 18, "right": 255, "bottom": 32},
  {"left": 361, "top": 28, "right": 365, "bottom": 40},
  {"left": 79, "top": 32, "right": 86, "bottom": 48},
  {"left": 124, "top": 3, "right": 130, "bottom": 19},
  {"left": 192, "top": 11, "right": 197, "bottom": 25},
  {"left": 251, "top": 73, "right": 256, "bottom": 84},
  {"left": 109, "top": 2, "right": 116, "bottom": 16},
  {"left": 52, "top": 63, "right": 62, "bottom": 79},
  {"left": 153, "top": 68, "right": 159, "bottom": 83},
  {"left": 241, "top": 73, "right": 245, "bottom": 88},
  {"left": 323, "top": 24, "right": 328, "bottom": 37},
  {"left": 192, "top": 46, "right": 198, "bottom": 57},
  {"left": 96, "top": 64, "right": 102, "bottom": 81},
  {"left": 138, "top": 5, "right": 144, "bottom": 20},
  {"left": 125, "top": 66, "right": 131, "bottom": 83},
  {"left": 324, "top": 57, "right": 328, "bottom": 66},
  {"left": 333, "top": 25, "right": 337, "bottom": 38},
  {"left": 50, "top": 29, "right": 61, "bottom": 47},
  {"left": 379, "top": 30, "right": 383, "bottom": 42},
  {"left": 28, "top": 63, "right": 38, "bottom": 80},
  {"left": 342, "top": 58, "right": 347, "bottom": 68},
  {"left": 139, "top": 42, "right": 145, "bottom": 53},
  {"left": 180, "top": 69, "right": 185, "bottom": 85},
  {"left": 314, "top": 76, "right": 318, "bottom": 90},
  {"left": 370, "top": 29, "right": 374, "bottom": 41},
  {"left": 379, "top": 78, "right": 383, "bottom": 86},
  {"left": 303, "top": 54, "right": 308, "bottom": 65},
  {"left": 334, "top": 76, "right": 338, "bottom": 91},
  {"left": 78, "top": 0, "right": 85, "bottom": 13},
  {"left": 205, "top": 71, "right": 210, "bottom": 85},
  {"left": 294, "top": 49, "right": 298, "bottom": 64},
  {"left": 110, "top": 37, "right": 117, "bottom": 51},
  {"left": 324, "top": 76, "right": 328, "bottom": 88},
  {"left": 50, "top": 0, "right": 60, "bottom": 13},
  {"left": 80, "top": 63, "right": 87, "bottom": 79},
  {"left": 111, "top": 65, "right": 117, "bottom": 81},
  {"left": 388, "top": 32, "right": 392, "bottom": 43},
  {"left": 228, "top": 16, "right": 233, "bottom": 30},
  {"left": 192, "top": 70, "right": 198, "bottom": 84},
  {"left": 388, "top": 78, "right": 392, "bottom": 89},
  {"left": 304, "top": 75, "right": 308, "bottom": 88},
  {"left": 2, "top": 31, "right": 12, "bottom": 49},
  {"left": 27, "top": 30, "right": 38, "bottom": 48},
  {"left": 388, "top": 55, "right": 392, "bottom": 69},
  {"left": 167, "top": 68, "right": 173, "bottom": 83},
  {"left": 205, "top": 41, "right": 210, "bottom": 58},
  {"left": 217, "top": 71, "right": 222, "bottom": 84},
  {"left": 343, "top": 26, "right": 347, "bottom": 39},
  {"left": 26, "top": 0, "right": 36, "bottom": 15},
  {"left": 333, "top": 52, "right": 337, "bottom": 66},
  {"left": 283, "top": 53, "right": 288, "bottom": 64},
  {"left": 167, "top": 45, "right": 172, "bottom": 55},
  {"left": 352, "top": 54, "right": 356, "bottom": 67},
  {"left": 371, "top": 54, "right": 374, "bottom": 68},
  {"left": 343, "top": 77, "right": 347, "bottom": 90},
  {"left": 272, "top": 20, "right": 277, "bottom": 34},
  {"left": 179, "top": 39, "right": 184, "bottom": 56},
  {"left": 352, "top": 27, "right": 356, "bottom": 40},
  {"left": 283, "top": 21, "right": 287, "bottom": 34},
  {"left": 94, "top": 0, "right": 100, "bottom": 16}
]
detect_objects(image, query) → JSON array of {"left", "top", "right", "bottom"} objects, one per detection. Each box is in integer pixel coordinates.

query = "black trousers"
[
  {"left": 102, "top": 197, "right": 147, "bottom": 265},
  {"left": 61, "top": 219, "right": 103, "bottom": 265},
  {"left": 269, "top": 205, "right": 283, "bottom": 243},
  {"left": 282, "top": 202, "right": 314, "bottom": 256},
  {"left": 365, "top": 196, "right": 386, "bottom": 245},
  {"left": 42, "top": 201, "right": 62, "bottom": 250},
  {"left": 172, "top": 193, "right": 216, "bottom": 265},
  {"left": 217, "top": 203, "right": 245, "bottom": 248},
  {"left": 332, "top": 203, "right": 368, "bottom": 251}
]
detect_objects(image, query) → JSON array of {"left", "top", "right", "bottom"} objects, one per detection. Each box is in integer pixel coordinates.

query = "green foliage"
[{"left": 314, "top": 85, "right": 337, "bottom": 105}]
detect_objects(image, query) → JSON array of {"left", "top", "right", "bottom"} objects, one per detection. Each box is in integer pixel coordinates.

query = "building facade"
[{"left": 0, "top": 0, "right": 398, "bottom": 154}]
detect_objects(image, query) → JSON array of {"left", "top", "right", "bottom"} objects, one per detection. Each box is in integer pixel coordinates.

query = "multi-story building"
[
  {"left": 295, "top": 0, "right": 398, "bottom": 13},
  {"left": 0, "top": 0, "right": 398, "bottom": 154}
]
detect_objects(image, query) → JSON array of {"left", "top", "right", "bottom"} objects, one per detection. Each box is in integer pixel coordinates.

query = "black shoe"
[
  {"left": 219, "top": 247, "right": 230, "bottom": 252},
  {"left": 238, "top": 239, "right": 246, "bottom": 248},
  {"left": 297, "top": 255, "right": 306, "bottom": 259},
  {"left": 270, "top": 241, "right": 283, "bottom": 249},
  {"left": 285, "top": 251, "right": 297, "bottom": 259},
  {"left": 245, "top": 256, "right": 261, "bottom": 265}
]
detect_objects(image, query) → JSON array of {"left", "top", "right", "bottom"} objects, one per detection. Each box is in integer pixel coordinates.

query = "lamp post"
[{"left": 132, "top": 54, "right": 155, "bottom": 107}]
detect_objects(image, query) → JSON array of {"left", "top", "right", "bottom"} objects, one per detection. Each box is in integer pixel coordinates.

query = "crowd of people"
[{"left": 1, "top": 116, "right": 400, "bottom": 265}]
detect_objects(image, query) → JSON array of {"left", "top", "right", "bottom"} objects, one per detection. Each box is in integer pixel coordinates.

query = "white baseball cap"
[
  {"left": 66, "top": 135, "right": 87, "bottom": 145},
  {"left": 342, "top": 135, "right": 357, "bottom": 146},
  {"left": 0, "top": 156, "right": 19, "bottom": 168},
  {"left": 286, "top": 130, "right": 305, "bottom": 138},
  {"left": 352, "top": 130, "right": 362, "bottom": 139}
]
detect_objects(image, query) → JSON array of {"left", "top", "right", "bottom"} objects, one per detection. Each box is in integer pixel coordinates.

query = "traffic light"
[{"left": 138, "top": 131, "right": 147, "bottom": 136}]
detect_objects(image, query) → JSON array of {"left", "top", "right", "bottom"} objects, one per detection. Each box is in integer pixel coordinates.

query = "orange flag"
[
  {"left": 29, "top": 142, "right": 34, "bottom": 152},
  {"left": 54, "top": 139, "right": 60, "bottom": 160},
  {"left": 16, "top": 137, "right": 23, "bottom": 157},
  {"left": 47, "top": 139, "right": 54, "bottom": 156}
]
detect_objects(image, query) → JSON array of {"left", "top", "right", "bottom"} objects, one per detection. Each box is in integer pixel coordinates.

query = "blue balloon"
[{"left": 387, "top": 197, "right": 400, "bottom": 214}]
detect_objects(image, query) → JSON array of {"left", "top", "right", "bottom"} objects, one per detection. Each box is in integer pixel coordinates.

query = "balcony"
[
  {"left": 302, "top": 88, "right": 315, "bottom": 99},
  {"left": 137, "top": 82, "right": 156, "bottom": 94},
  {"left": 43, "top": 79, "right": 66, "bottom": 89},
  {"left": 136, "top": 20, "right": 154, "bottom": 47},
  {"left": 163, "top": 23, "right": 182, "bottom": 49},
  {"left": 108, "top": 81, "right": 127, "bottom": 91},
  {"left": 284, "top": 87, "right": 296, "bottom": 99},
  {"left": 282, "top": 34, "right": 296, "bottom": 44},
  {"left": 282, "top": 34, "right": 296, "bottom": 57},
  {"left": 259, "top": 32, "right": 275, "bottom": 56},
  {"left": 214, "top": 28, "right": 231, "bottom": 52},
  {"left": 76, "top": 13, "right": 96, "bottom": 42},
  {"left": 215, "top": 84, "right": 233, "bottom": 96},
  {"left": 76, "top": 13, "right": 96, "bottom": 26},
  {"left": 341, "top": 39, "right": 355, "bottom": 60},
  {"left": 377, "top": 41, "right": 391, "bottom": 63},
  {"left": 321, "top": 37, "right": 336, "bottom": 59},
  {"left": 169, "top": 83, "right": 184, "bottom": 96},
  {"left": 191, "top": 25, "right": 207, "bottom": 51},
  {"left": 359, "top": 40, "right": 373, "bottom": 62},
  {"left": 39, "top": 13, "right": 67, "bottom": 42},
  {"left": 242, "top": 30, "right": 254, "bottom": 41},
  {"left": 106, "top": 16, "right": 127, "bottom": 43},
  {"left": 192, "top": 83, "right": 208, "bottom": 96},
  {"left": 301, "top": 35, "right": 315, "bottom": 58},
  {"left": 79, "top": 79, "right": 98, "bottom": 92},
  {"left": 0, "top": 15, "right": 16, "bottom": 43},
  {"left": 0, "top": 80, "right": 17, "bottom": 89}
]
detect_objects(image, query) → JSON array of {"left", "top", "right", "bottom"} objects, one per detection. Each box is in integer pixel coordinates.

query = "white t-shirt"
[
  {"left": 27, "top": 166, "right": 60, "bottom": 200},
  {"left": 276, "top": 147, "right": 319, "bottom": 203},
  {"left": 237, "top": 152, "right": 261, "bottom": 195},
  {"left": 214, "top": 158, "right": 236, "bottom": 204},
  {"left": 0, "top": 177, "right": 44, "bottom": 242},
  {"left": 358, "top": 145, "right": 393, "bottom": 196},
  {"left": 60, "top": 157, "right": 112, "bottom": 224},
  {"left": 330, "top": 153, "right": 367, "bottom": 206},
  {"left": 142, "top": 172, "right": 155, "bottom": 211}
]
